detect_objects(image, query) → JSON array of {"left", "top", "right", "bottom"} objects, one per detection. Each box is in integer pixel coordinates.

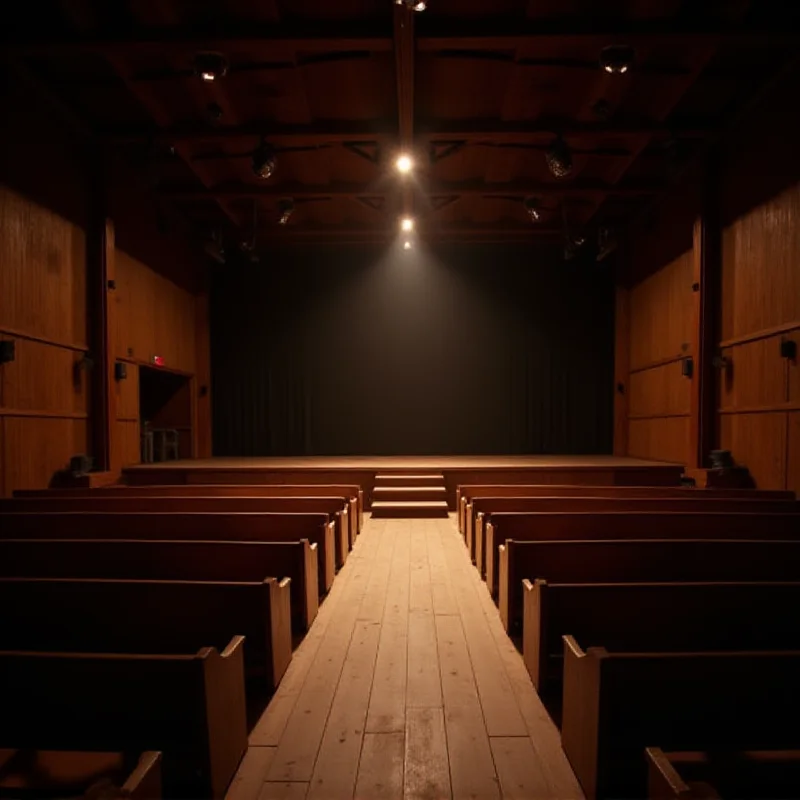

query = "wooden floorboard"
[{"left": 229, "top": 514, "right": 583, "bottom": 800}]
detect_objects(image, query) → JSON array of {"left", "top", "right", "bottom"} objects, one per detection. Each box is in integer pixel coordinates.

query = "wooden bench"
[
  {"left": 487, "top": 510, "right": 800, "bottom": 602},
  {"left": 646, "top": 746, "right": 800, "bottom": 799},
  {"left": 0, "top": 537, "right": 317, "bottom": 633},
  {"left": 1, "top": 498, "right": 340, "bottom": 590},
  {"left": 0, "top": 750, "right": 162, "bottom": 800},
  {"left": 473, "top": 496, "right": 799, "bottom": 577},
  {"left": 522, "top": 574, "right": 800, "bottom": 691},
  {"left": 15, "top": 484, "right": 363, "bottom": 545},
  {"left": 0, "top": 576, "right": 291, "bottom": 690},
  {"left": 459, "top": 485, "right": 795, "bottom": 557},
  {"left": 0, "top": 639, "right": 245, "bottom": 800},
  {"left": 562, "top": 636, "right": 800, "bottom": 799},
  {"left": 0, "top": 511, "right": 323, "bottom": 621}
]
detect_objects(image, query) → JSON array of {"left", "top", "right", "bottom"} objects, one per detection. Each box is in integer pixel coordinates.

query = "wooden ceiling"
[{"left": 4, "top": 0, "right": 799, "bottom": 252}]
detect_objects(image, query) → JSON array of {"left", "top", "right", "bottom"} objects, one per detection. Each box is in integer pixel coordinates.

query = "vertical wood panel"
[
  {"left": 0, "top": 187, "right": 88, "bottom": 348},
  {"left": 3, "top": 418, "right": 89, "bottom": 493},
  {"left": 195, "top": 293, "right": 212, "bottom": 457},
  {"left": 628, "top": 417, "right": 690, "bottom": 465},
  {"left": 628, "top": 363, "right": 691, "bottom": 418},
  {"left": 116, "top": 419, "right": 141, "bottom": 468},
  {"left": 788, "top": 412, "right": 800, "bottom": 496},
  {"left": 719, "top": 336, "right": 789, "bottom": 410},
  {"left": 115, "top": 363, "right": 140, "bottom": 421},
  {"left": 613, "top": 285, "right": 629, "bottom": 456},
  {"left": 719, "top": 413, "right": 787, "bottom": 490}
]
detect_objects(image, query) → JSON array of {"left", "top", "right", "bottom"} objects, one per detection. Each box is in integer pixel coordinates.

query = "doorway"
[{"left": 139, "top": 366, "right": 193, "bottom": 462}]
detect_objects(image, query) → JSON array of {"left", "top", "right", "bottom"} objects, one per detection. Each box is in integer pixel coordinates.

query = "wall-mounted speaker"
[
  {"left": 681, "top": 357, "right": 694, "bottom": 378},
  {"left": 70, "top": 454, "right": 93, "bottom": 477},
  {"left": 0, "top": 340, "right": 16, "bottom": 364},
  {"left": 114, "top": 362, "right": 128, "bottom": 381},
  {"left": 780, "top": 338, "right": 797, "bottom": 360}
]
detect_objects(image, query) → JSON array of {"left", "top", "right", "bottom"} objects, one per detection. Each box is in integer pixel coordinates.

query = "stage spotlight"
[
  {"left": 194, "top": 52, "right": 228, "bottom": 82},
  {"left": 401, "top": 217, "right": 414, "bottom": 232},
  {"left": 545, "top": 136, "right": 573, "bottom": 179},
  {"left": 524, "top": 197, "right": 541, "bottom": 222},
  {"left": 278, "top": 198, "right": 295, "bottom": 225},
  {"left": 403, "top": 241, "right": 412, "bottom": 250},
  {"left": 396, "top": 154, "right": 413, "bottom": 174},
  {"left": 252, "top": 140, "right": 277, "bottom": 179},
  {"left": 600, "top": 45, "right": 635, "bottom": 75}
]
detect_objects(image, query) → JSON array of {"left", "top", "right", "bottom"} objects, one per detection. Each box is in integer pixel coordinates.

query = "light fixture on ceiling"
[
  {"left": 252, "top": 140, "right": 277, "bottom": 179},
  {"left": 400, "top": 217, "right": 414, "bottom": 232},
  {"left": 396, "top": 154, "right": 414, "bottom": 174},
  {"left": 599, "top": 45, "right": 635, "bottom": 75},
  {"left": 404, "top": 241, "right": 412, "bottom": 250},
  {"left": 396, "top": 0, "right": 427, "bottom": 10},
  {"left": 524, "top": 197, "right": 541, "bottom": 222},
  {"left": 545, "top": 135, "right": 573, "bottom": 179},
  {"left": 278, "top": 198, "right": 295, "bottom": 226},
  {"left": 193, "top": 51, "right": 229, "bottom": 82}
]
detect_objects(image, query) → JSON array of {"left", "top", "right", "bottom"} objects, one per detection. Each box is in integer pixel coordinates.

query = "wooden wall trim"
[
  {"left": 628, "top": 413, "right": 691, "bottom": 421},
  {"left": 0, "top": 409, "right": 89, "bottom": 419},
  {"left": 719, "top": 320, "right": 800, "bottom": 350},
  {"left": 629, "top": 354, "right": 688, "bottom": 375},
  {"left": 0, "top": 326, "right": 87, "bottom": 353},
  {"left": 719, "top": 403, "right": 800, "bottom": 415}
]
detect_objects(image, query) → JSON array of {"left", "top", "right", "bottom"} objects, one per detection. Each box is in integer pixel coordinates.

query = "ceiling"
[{"left": 3, "top": 0, "right": 799, "bottom": 253}]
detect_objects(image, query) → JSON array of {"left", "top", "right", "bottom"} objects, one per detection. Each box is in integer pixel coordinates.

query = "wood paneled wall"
[
  {"left": 0, "top": 74, "right": 212, "bottom": 494},
  {"left": 715, "top": 61, "right": 800, "bottom": 492},
  {"left": 621, "top": 174, "right": 700, "bottom": 467},
  {"left": 616, "top": 61, "right": 800, "bottom": 492}
]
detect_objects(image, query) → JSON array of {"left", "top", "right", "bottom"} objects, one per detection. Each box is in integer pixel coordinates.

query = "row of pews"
[
  {"left": 456, "top": 482, "right": 800, "bottom": 799},
  {"left": 0, "top": 482, "right": 365, "bottom": 799}
]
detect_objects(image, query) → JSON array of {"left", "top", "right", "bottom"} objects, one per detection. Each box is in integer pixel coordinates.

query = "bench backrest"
[
  {"left": 524, "top": 578, "right": 800, "bottom": 691},
  {"left": 15, "top": 484, "right": 360, "bottom": 499},
  {"left": 1, "top": 644, "right": 244, "bottom": 799},
  {"left": 0, "top": 576, "right": 292, "bottom": 689},
  {"left": 562, "top": 638, "right": 800, "bottom": 798}
]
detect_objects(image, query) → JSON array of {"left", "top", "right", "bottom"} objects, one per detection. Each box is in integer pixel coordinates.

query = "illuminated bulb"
[
  {"left": 599, "top": 45, "right": 635, "bottom": 75},
  {"left": 401, "top": 217, "right": 414, "bottom": 232},
  {"left": 396, "top": 154, "right": 413, "bottom": 174},
  {"left": 201, "top": 72, "right": 215, "bottom": 82},
  {"left": 404, "top": 241, "right": 412, "bottom": 250}
]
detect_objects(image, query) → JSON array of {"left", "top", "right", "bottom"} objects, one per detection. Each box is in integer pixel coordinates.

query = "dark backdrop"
[{"left": 210, "top": 242, "right": 615, "bottom": 455}]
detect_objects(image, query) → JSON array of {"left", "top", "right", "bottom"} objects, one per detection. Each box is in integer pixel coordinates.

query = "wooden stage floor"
[
  {"left": 128, "top": 454, "right": 673, "bottom": 471},
  {"left": 227, "top": 514, "right": 583, "bottom": 800}
]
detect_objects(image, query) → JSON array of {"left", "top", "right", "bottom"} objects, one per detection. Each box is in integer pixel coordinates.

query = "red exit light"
[{"left": 152, "top": 355, "right": 165, "bottom": 367}]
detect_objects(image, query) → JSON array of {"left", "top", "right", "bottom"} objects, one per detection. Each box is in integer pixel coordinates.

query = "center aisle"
[{"left": 227, "top": 515, "right": 583, "bottom": 800}]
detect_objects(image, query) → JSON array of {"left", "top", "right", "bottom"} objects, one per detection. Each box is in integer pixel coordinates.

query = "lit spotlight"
[
  {"left": 396, "top": 154, "right": 413, "bottom": 174},
  {"left": 401, "top": 217, "right": 414, "bottom": 232},
  {"left": 403, "top": 241, "right": 412, "bottom": 250}
]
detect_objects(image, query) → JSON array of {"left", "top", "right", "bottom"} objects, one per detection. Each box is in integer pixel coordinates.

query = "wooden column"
[
  {"left": 194, "top": 292, "right": 213, "bottom": 458},
  {"left": 689, "top": 160, "right": 719, "bottom": 470},
  {"left": 613, "top": 284, "right": 630, "bottom": 456}
]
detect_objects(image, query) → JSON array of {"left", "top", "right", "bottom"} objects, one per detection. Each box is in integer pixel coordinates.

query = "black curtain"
[{"left": 211, "top": 242, "right": 614, "bottom": 456}]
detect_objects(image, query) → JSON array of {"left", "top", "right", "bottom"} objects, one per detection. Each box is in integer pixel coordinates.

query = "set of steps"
[{"left": 371, "top": 472, "right": 449, "bottom": 518}]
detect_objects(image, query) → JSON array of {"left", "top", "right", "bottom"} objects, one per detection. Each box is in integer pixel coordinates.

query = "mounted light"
[
  {"left": 523, "top": 197, "right": 541, "bottom": 222},
  {"left": 193, "top": 52, "right": 228, "bottom": 82},
  {"left": 252, "top": 140, "right": 277, "bottom": 179},
  {"left": 600, "top": 45, "right": 635, "bottom": 75},
  {"left": 396, "top": 154, "right": 414, "bottom": 174},
  {"left": 278, "top": 199, "right": 295, "bottom": 226},
  {"left": 545, "top": 136, "right": 573, "bottom": 179},
  {"left": 396, "top": 0, "right": 427, "bottom": 10},
  {"left": 400, "top": 217, "right": 414, "bottom": 232},
  {"left": 404, "top": 241, "right": 412, "bottom": 250}
]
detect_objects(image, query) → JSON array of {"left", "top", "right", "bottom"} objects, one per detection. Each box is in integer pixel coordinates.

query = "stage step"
[
  {"left": 372, "top": 486, "right": 447, "bottom": 503},
  {"left": 371, "top": 500, "right": 450, "bottom": 519},
  {"left": 374, "top": 473, "right": 444, "bottom": 487}
]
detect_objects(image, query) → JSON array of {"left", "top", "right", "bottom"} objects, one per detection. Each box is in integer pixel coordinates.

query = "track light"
[
  {"left": 396, "top": 154, "right": 413, "bottom": 174},
  {"left": 193, "top": 52, "right": 228, "bottom": 82},
  {"left": 278, "top": 199, "right": 295, "bottom": 226},
  {"left": 524, "top": 197, "right": 541, "bottom": 222},
  {"left": 545, "top": 136, "right": 573, "bottom": 179},
  {"left": 600, "top": 45, "right": 635, "bottom": 75},
  {"left": 252, "top": 140, "right": 277, "bottom": 179},
  {"left": 400, "top": 217, "right": 414, "bottom": 232},
  {"left": 396, "top": 0, "right": 427, "bottom": 10}
]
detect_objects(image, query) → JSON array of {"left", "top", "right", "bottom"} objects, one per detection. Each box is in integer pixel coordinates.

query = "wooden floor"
[{"left": 227, "top": 515, "right": 583, "bottom": 800}]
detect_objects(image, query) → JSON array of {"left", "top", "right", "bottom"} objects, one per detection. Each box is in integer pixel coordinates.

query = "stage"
[{"left": 124, "top": 455, "right": 684, "bottom": 509}]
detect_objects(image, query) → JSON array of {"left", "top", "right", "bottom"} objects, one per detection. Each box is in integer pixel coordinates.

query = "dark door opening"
[{"left": 139, "top": 366, "right": 193, "bottom": 462}]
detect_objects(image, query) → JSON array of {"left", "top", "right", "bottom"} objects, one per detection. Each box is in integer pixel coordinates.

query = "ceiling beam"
[
  {"left": 255, "top": 224, "right": 562, "bottom": 242},
  {"left": 107, "top": 118, "right": 715, "bottom": 146},
  {"left": 161, "top": 179, "right": 663, "bottom": 201}
]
